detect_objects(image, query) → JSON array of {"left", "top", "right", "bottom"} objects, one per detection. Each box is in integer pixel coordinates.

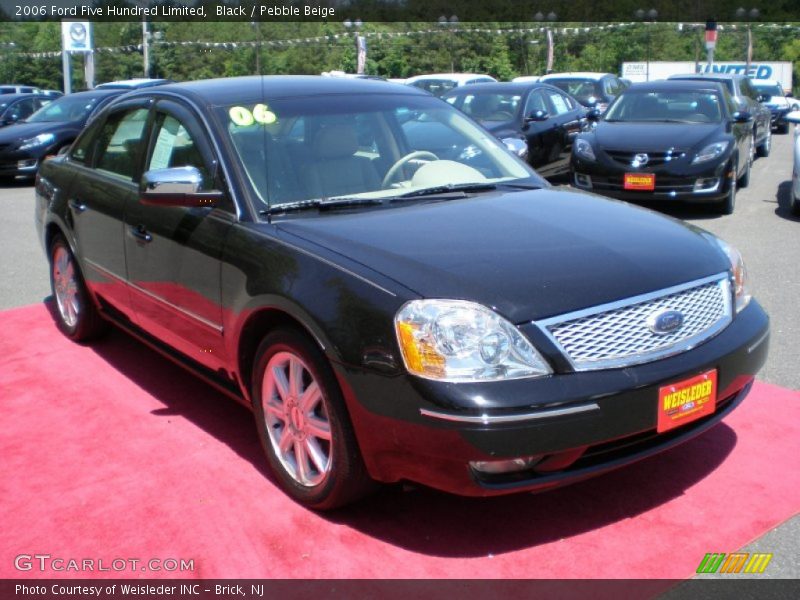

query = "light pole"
[
  {"left": 437, "top": 15, "right": 458, "bottom": 73},
  {"left": 735, "top": 7, "right": 760, "bottom": 77},
  {"left": 344, "top": 18, "right": 365, "bottom": 74},
  {"left": 635, "top": 8, "right": 658, "bottom": 82},
  {"left": 534, "top": 11, "right": 557, "bottom": 74}
]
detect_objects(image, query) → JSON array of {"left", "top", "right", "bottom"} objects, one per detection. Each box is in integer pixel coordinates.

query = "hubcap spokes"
[
  {"left": 53, "top": 246, "right": 79, "bottom": 328},
  {"left": 262, "top": 351, "right": 332, "bottom": 487}
]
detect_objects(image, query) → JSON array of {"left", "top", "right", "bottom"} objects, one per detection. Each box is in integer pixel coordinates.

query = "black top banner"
[{"left": 0, "top": 0, "right": 797, "bottom": 23}]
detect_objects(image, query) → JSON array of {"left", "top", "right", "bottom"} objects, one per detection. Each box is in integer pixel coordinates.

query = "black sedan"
[
  {"left": 36, "top": 76, "right": 768, "bottom": 509},
  {"left": 571, "top": 80, "right": 756, "bottom": 214},
  {"left": 0, "top": 89, "right": 123, "bottom": 182},
  {"left": 443, "top": 82, "right": 587, "bottom": 179}
]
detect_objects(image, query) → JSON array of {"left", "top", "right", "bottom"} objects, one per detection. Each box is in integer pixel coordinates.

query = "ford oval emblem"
[{"left": 647, "top": 309, "right": 684, "bottom": 335}]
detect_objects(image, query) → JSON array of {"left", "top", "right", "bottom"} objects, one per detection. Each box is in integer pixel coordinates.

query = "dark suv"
[{"left": 668, "top": 73, "right": 773, "bottom": 157}]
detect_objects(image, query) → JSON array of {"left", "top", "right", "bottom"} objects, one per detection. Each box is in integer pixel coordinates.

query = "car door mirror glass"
[{"left": 140, "top": 166, "right": 222, "bottom": 208}]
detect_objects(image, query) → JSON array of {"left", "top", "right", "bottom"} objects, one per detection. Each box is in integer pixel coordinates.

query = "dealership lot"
[{"left": 0, "top": 131, "right": 798, "bottom": 578}]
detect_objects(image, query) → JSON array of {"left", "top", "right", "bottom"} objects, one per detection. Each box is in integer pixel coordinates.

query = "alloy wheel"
[
  {"left": 261, "top": 351, "right": 332, "bottom": 487},
  {"left": 52, "top": 245, "right": 79, "bottom": 328}
]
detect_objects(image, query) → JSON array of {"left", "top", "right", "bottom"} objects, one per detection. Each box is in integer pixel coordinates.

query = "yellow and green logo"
[{"left": 696, "top": 552, "right": 773, "bottom": 574}]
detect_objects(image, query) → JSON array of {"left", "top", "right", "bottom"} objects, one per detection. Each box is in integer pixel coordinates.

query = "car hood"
[
  {"left": 275, "top": 187, "right": 729, "bottom": 323},
  {"left": 0, "top": 121, "right": 76, "bottom": 144},
  {"left": 593, "top": 122, "right": 721, "bottom": 151}
]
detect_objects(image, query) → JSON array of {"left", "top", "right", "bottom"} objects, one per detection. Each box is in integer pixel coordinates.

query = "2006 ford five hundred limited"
[{"left": 35, "top": 77, "right": 769, "bottom": 509}]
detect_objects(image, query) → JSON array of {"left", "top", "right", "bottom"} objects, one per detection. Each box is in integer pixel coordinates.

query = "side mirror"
[
  {"left": 585, "top": 108, "right": 602, "bottom": 121},
  {"left": 524, "top": 109, "right": 549, "bottom": 122},
  {"left": 140, "top": 166, "right": 222, "bottom": 208},
  {"left": 732, "top": 111, "right": 753, "bottom": 123}
]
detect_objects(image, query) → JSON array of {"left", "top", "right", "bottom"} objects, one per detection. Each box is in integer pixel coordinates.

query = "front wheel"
[
  {"left": 252, "top": 328, "right": 374, "bottom": 509},
  {"left": 792, "top": 188, "right": 800, "bottom": 216},
  {"left": 49, "top": 235, "right": 108, "bottom": 341}
]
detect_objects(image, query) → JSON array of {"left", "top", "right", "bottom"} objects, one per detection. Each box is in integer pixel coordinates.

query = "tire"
[
  {"left": 251, "top": 328, "right": 374, "bottom": 510},
  {"left": 49, "top": 235, "right": 108, "bottom": 341},
  {"left": 792, "top": 191, "right": 800, "bottom": 216},
  {"left": 717, "top": 159, "right": 737, "bottom": 215},
  {"left": 738, "top": 147, "right": 751, "bottom": 188},
  {"left": 756, "top": 128, "right": 771, "bottom": 158},
  {"left": 778, "top": 123, "right": 789, "bottom": 135}
]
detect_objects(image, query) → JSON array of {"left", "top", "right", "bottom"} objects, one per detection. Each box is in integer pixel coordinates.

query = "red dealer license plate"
[
  {"left": 657, "top": 369, "right": 717, "bottom": 433},
  {"left": 624, "top": 173, "right": 655, "bottom": 191}
]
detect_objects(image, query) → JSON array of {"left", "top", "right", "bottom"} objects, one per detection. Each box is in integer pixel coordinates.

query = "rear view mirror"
[
  {"left": 525, "top": 109, "right": 549, "bottom": 122},
  {"left": 140, "top": 166, "right": 222, "bottom": 208}
]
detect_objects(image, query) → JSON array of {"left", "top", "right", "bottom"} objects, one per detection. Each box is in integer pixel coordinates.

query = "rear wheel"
[
  {"left": 717, "top": 159, "right": 737, "bottom": 215},
  {"left": 756, "top": 128, "right": 771, "bottom": 157},
  {"left": 792, "top": 187, "right": 800, "bottom": 216},
  {"left": 49, "top": 235, "right": 108, "bottom": 341},
  {"left": 738, "top": 144, "right": 751, "bottom": 188},
  {"left": 252, "top": 328, "right": 374, "bottom": 509}
]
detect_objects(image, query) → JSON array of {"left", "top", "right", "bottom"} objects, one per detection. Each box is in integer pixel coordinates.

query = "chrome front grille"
[
  {"left": 605, "top": 150, "right": 686, "bottom": 167},
  {"left": 538, "top": 274, "right": 732, "bottom": 371}
]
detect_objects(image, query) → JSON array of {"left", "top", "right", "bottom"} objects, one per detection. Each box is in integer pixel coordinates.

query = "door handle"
[
  {"left": 68, "top": 199, "right": 87, "bottom": 213},
  {"left": 130, "top": 225, "right": 152, "bottom": 244}
]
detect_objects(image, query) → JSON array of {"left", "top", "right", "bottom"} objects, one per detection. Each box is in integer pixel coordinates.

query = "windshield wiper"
[
  {"left": 261, "top": 196, "right": 382, "bottom": 215},
  {"left": 391, "top": 182, "right": 497, "bottom": 200}
]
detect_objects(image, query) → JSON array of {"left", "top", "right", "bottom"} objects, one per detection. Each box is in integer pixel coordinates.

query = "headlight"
[
  {"left": 18, "top": 133, "right": 55, "bottom": 151},
  {"left": 714, "top": 238, "right": 751, "bottom": 313},
  {"left": 574, "top": 138, "right": 596, "bottom": 161},
  {"left": 395, "top": 299, "right": 552, "bottom": 382},
  {"left": 692, "top": 141, "right": 729, "bottom": 164}
]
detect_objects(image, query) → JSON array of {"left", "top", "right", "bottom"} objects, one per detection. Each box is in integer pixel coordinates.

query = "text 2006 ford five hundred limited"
[{"left": 35, "top": 77, "right": 769, "bottom": 509}]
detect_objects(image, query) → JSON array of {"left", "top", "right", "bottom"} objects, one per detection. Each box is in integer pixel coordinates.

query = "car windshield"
[
  {"left": 544, "top": 79, "right": 603, "bottom": 104},
  {"left": 444, "top": 92, "right": 522, "bottom": 121},
  {"left": 26, "top": 95, "right": 99, "bottom": 123},
  {"left": 752, "top": 83, "right": 784, "bottom": 98},
  {"left": 604, "top": 90, "right": 724, "bottom": 123},
  {"left": 217, "top": 93, "right": 539, "bottom": 211},
  {"left": 408, "top": 79, "right": 459, "bottom": 97}
]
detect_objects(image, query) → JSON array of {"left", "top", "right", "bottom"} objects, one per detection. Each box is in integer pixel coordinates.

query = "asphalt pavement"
[{"left": 1, "top": 131, "right": 797, "bottom": 579}]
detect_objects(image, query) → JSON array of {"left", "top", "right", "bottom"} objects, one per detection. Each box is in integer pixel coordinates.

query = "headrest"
[{"left": 313, "top": 124, "right": 359, "bottom": 159}]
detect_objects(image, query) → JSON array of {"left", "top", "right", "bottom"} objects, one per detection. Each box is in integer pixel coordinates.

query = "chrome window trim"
[
  {"left": 533, "top": 272, "right": 733, "bottom": 372},
  {"left": 420, "top": 401, "right": 599, "bottom": 424}
]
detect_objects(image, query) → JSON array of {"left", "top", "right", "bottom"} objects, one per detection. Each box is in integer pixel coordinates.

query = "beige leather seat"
[{"left": 304, "top": 124, "right": 380, "bottom": 199}]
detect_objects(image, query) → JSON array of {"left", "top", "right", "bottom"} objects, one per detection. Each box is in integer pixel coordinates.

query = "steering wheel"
[{"left": 382, "top": 151, "right": 439, "bottom": 188}]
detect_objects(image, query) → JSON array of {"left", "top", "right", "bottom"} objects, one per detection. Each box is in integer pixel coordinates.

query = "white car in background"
[
  {"left": 787, "top": 111, "right": 800, "bottom": 215},
  {"left": 512, "top": 75, "right": 541, "bottom": 84},
  {"left": 405, "top": 73, "right": 497, "bottom": 97}
]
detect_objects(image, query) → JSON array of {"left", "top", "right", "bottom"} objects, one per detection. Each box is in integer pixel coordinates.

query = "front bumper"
[
  {"left": 336, "top": 300, "right": 769, "bottom": 496},
  {"left": 571, "top": 154, "right": 733, "bottom": 203},
  {"left": 0, "top": 146, "right": 53, "bottom": 177}
]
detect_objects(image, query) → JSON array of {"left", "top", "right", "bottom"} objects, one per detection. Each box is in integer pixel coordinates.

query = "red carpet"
[{"left": 1, "top": 303, "right": 799, "bottom": 580}]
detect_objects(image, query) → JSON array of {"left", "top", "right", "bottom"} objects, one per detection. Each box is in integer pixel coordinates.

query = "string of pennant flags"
[{"left": 12, "top": 21, "right": 800, "bottom": 60}]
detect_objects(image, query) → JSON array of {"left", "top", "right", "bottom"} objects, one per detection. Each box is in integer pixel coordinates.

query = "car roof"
[
  {"left": 405, "top": 73, "right": 496, "bottom": 83},
  {"left": 668, "top": 73, "right": 743, "bottom": 81},
  {"left": 624, "top": 80, "right": 726, "bottom": 94},
  {"left": 441, "top": 81, "right": 560, "bottom": 95},
  {"left": 0, "top": 93, "right": 42, "bottom": 103},
  {"left": 61, "top": 88, "right": 127, "bottom": 100},
  {"left": 96, "top": 78, "right": 173, "bottom": 89},
  {"left": 121, "top": 75, "right": 429, "bottom": 106},
  {"left": 540, "top": 72, "right": 613, "bottom": 81}
]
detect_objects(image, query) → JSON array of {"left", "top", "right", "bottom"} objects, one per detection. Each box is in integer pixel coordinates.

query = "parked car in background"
[
  {"left": 39, "top": 90, "right": 64, "bottom": 99},
  {"left": 786, "top": 110, "right": 800, "bottom": 215},
  {"left": 0, "top": 94, "right": 53, "bottom": 128},
  {"left": 95, "top": 78, "right": 174, "bottom": 89},
  {"left": 571, "top": 80, "right": 755, "bottom": 214},
  {"left": 443, "top": 81, "right": 587, "bottom": 179},
  {"left": 35, "top": 76, "right": 768, "bottom": 509},
  {"left": 0, "top": 88, "right": 124, "bottom": 182},
  {"left": 321, "top": 71, "right": 387, "bottom": 81},
  {"left": 0, "top": 84, "right": 40, "bottom": 95},
  {"left": 539, "top": 72, "right": 629, "bottom": 112},
  {"left": 668, "top": 73, "right": 772, "bottom": 156},
  {"left": 405, "top": 73, "right": 497, "bottom": 97},
  {"left": 512, "top": 75, "right": 540, "bottom": 84},
  {"left": 751, "top": 79, "right": 794, "bottom": 134}
]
